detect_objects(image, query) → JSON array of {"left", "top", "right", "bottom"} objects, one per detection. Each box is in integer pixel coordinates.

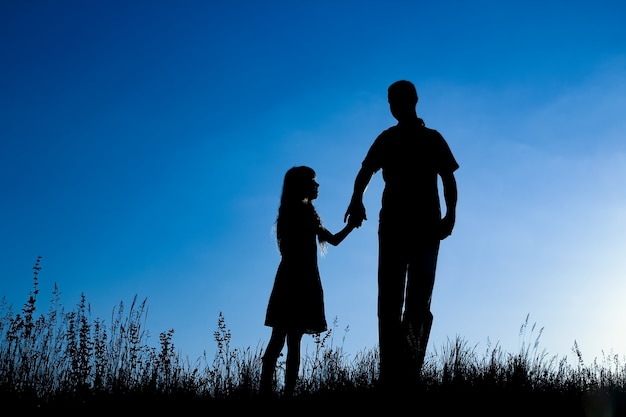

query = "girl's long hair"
[{"left": 276, "top": 166, "right": 324, "bottom": 251}]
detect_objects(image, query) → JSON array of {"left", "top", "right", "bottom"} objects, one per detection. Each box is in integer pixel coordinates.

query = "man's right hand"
[{"left": 344, "top": 200, "right": 367, "bottom": 227}]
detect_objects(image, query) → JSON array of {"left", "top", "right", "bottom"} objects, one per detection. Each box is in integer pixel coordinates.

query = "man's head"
[
  {"left": 388, "top": 80, "right": 418, "bottom": 105},
  {"left": 388, "top": 80, "right": 418, "bottom": 122}
]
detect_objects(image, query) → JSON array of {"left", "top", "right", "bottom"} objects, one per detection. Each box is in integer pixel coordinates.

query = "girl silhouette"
[{"left": 260, "top": 166, "right": 357, "bottom": 397}]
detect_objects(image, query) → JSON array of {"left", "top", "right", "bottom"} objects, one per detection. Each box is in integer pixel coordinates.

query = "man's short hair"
[{"left": 388, "top": 80, "right": 418, "bottom": 105}]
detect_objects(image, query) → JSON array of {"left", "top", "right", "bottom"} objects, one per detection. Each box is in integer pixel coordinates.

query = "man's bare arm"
[
  {"left": 439, "top": 171, "right": 457, "bottom": 239},
  {"left": 344, "top": 167, "right": 374, "bottom": 225}
]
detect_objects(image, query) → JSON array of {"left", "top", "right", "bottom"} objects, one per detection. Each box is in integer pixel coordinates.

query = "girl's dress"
[{"left": 264, "top": 202, "right": 327, "bottom": 334}]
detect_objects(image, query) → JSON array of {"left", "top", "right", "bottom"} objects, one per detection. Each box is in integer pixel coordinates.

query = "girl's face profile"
[{"left": 307, "top": 177, "right": 319, "bottom": 201}]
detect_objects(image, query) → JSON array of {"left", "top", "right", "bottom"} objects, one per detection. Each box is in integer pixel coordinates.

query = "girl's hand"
[{"left": 344, "top": 200, "right": 366, "bottom": 226}]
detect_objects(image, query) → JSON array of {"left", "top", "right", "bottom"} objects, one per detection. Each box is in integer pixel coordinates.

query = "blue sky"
[{"left": 2, "top": 0, "right": 625, "bottom": 366}]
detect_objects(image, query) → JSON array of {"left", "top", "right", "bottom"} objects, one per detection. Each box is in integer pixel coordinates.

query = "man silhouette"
[{"left": 344, "top": 80, "right": 459, "bottom": 390}]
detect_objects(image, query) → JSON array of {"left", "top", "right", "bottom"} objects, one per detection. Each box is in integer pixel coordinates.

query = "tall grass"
[{"left": 2, "top": 257, "right": 626, "bottom": 414}]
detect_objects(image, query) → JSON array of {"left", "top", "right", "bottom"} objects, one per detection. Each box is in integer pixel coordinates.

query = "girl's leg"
[
  {"left": 260, "top": 328, "right": 287, "bottom": 396},
  {"left": 284, "top": 331, "right": 303, "bottom": 397}
]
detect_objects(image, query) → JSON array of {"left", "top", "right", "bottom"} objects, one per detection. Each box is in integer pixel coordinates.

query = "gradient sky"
[{"left": 2, "top": 1, "right": 626, "bottom": 366}]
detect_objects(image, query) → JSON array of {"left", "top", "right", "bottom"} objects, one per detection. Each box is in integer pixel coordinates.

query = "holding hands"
[{"left": 344, "top": 200, "right": 366, "bottom": 228}]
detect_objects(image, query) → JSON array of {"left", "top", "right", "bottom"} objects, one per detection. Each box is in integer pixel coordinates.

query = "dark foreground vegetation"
[{"left": 2, "top": 258, "right": 625, "bottom": 415}]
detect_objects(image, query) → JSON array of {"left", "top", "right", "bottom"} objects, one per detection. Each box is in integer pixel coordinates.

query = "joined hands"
[{"left": 344, "top": 200, "right": 366, "bottom": 228}]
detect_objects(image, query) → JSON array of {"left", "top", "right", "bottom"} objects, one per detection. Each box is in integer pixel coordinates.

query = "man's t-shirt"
[{"left": 361, "top": 119, "right": 459, "bottom": 229}]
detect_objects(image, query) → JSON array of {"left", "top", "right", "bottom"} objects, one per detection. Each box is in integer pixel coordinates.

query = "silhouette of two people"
[{"left": 261, "top": 80, "right": 459, "bottom": 396}]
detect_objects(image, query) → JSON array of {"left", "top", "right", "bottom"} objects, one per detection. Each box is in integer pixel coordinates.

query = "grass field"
[{"left": 2, "top": 257, "right": 625, "bottom": 415}]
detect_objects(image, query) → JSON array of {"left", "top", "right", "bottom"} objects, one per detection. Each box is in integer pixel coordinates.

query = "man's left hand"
[{"left": 439, "top": 215, "right": 455, "bottom": 240}]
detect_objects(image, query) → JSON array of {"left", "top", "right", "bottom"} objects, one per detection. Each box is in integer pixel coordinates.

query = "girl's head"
[
  {"left": 276, "top": 166, "right": 324, "bottom": 252},
  {"left": 280, "top": 166, "right": 319, "bottom": 205}
]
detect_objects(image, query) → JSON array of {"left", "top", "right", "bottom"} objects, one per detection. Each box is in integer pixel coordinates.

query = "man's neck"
[{"left": 397, "top": 116, "right": 424, "bottom": 127}]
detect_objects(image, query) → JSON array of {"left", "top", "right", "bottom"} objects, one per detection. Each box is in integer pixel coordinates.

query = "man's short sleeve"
[
  {"left": 361, "top": 129, "right": 391, "bottom": 174},
  {"left": 434, "top": 131, "right": 459, "bottom": 174}
]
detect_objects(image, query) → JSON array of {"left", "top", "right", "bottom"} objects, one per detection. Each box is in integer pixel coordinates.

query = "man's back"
[{"left": 361, "top": 120, "right": 458, "bottom": 225}]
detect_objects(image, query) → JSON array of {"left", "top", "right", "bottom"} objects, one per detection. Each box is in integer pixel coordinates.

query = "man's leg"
[
  {"left": 404, "top": 240, "right": 440, "bottom": 377},
  {"left": 377, "top": 229, "right": 408, "bottom": 389}
]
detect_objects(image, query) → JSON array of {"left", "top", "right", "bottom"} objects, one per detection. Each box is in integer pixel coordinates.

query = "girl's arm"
[{"left": 318, "top": 223, "right": 356, "bottom": 247}]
